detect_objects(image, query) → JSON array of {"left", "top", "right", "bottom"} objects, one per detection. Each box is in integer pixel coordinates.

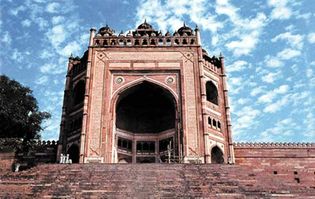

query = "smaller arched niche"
[
  {"left": 206, "top": 81, "right": 218, "bottom": 105},
  {"left": 67, "top": 144, "right": 80, "bottom": 163},
  {"left": 211, "top": 146, "right": 224, "bottom": 164},
  {"left": 73, "top": 80, "right": 85, "bottom": 105}
]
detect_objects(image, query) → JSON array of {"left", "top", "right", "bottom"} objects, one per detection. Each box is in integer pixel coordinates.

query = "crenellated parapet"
[
  {"left": 0, "top": 138, "right": 59, "bottom": 152},
  {"left": 32, "top": 140, "right": 59, "bottom": 147},
  {"left": 92, "top": 21, "right": 199, "bottom": 48},
  {"left": 234, "top": 142, "right": 315, "bottom": 148}
]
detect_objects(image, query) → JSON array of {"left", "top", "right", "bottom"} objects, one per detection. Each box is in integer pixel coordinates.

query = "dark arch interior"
[
  {"left": 206, "top": 81, "right": 218, "bottom": 105},
  {"left": 116, "top": 82, "right": 175, "bottom": 133},
  {"left": 211, "top": 146, "right": 224, "bottom": 164},
  {"left": 68, "top": 144, "right": 80, "bottom": 163},
  {"left": 73, "top": 81, "right": 85, "bottom": 105}
]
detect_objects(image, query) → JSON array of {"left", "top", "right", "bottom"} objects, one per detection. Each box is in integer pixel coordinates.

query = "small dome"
[
  {"left": 137, "top": 20, "right": 153, "bottom": 30},
  {"left": 98, "top": 24, "right": 115, "bottom": 36},
  {"left": 177, "top": 23, "right": 193, "bottom": 36},
  {"left": 133, "top": 20, "right": 158, "bottom": 36}
]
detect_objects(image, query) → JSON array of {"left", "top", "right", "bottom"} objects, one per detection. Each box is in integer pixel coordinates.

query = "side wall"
[
  {"left": 0, "top": 153, "right": 15, "bottom": 172},
  {"left": 234, "top": 143, "right": 315, "bottom": 169},
  {"left": 0, "top": 140, "right": 58, "bottom": 172}
]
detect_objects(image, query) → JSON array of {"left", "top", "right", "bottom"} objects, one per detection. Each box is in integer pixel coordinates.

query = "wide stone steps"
[{"left": 0, "top": 164, "right": 314, "bottom": 198}]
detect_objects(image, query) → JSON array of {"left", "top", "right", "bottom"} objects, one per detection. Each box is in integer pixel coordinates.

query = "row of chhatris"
[{"left": 94, "top": 20, "right": 200, "bottom": 38}]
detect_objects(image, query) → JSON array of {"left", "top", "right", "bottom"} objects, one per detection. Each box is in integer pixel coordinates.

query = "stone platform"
[{"left": 0, "top": 164, "right": 314, "bottom": 198}]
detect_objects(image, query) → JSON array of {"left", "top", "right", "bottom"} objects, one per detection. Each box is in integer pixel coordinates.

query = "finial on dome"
[
  {"left": 195, "top": 24, "right": 199, "bottom": 31},
  {"left": 144, "top": 19, "right": 147, "bottom": 23},
  {"left": 219, "top": 52, "right": 224, "bottom": 59},
  {"left": 183, "top": 22, "right": 186, "bottom": 27}
]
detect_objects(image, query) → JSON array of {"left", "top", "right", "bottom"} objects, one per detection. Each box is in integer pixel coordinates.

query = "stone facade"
[{"left": 58, "top": 21, "right": 234, "bottom": 164}]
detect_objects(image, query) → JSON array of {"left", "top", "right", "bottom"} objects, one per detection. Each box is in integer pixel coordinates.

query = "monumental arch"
[{"left": 58, "top": 21, "right": 234, "bottom": 164}]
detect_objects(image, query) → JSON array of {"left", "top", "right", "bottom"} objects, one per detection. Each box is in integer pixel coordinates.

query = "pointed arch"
[
  {"left": 111, "top": 77, "right": 178, "bottom": 102},
  {"left": 211, "top": 146, "right": 224, "bottom": 164},
  {"left": 115, "top": 81, "right": 176, "bottom": 133}
]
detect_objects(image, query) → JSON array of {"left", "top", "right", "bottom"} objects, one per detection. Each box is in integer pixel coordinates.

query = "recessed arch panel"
[
  {"left": 211, "top": 146, "right": 224, "bottom": 164},
  {"left": 73, "top": 80, "right": 85, "bottom": 105},
  {"left": 116, "top": 81, "right": 176, "bottom": 133},
  {"left": 206, "top": 81, "right": 218, "bottom": 105}
]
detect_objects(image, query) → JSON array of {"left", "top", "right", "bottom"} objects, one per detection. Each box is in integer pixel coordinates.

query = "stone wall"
[
  {"left": 0, "top": 152, "right": 15, "bottom": 172},
  {"left": 0, "top": 139, "right": 58, "bottom": 172},
  {"left": 234, "top": 142, "right": 315, "bottom": 169}
]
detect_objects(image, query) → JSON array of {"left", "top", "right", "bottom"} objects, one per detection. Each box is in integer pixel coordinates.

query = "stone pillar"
[
  {"left": 200, "top": 61, "right": 210, "bottom": 163},
  {"left": 220, "top": 54, "right": 235, "bottom": 164},
  {"left": 195, "top": 25, "right": 201, "bottom": 46},
  {"left": 155, "top": 140, "right": 159, "bottom": 163},
  {"left": 89, "top": 27, "right": 96, "bottom": 46},
  {"left": 80, "top": 28, "right": 96, "bottom": 163},
  {"left": 195, "top": 30, "right": 210, "bottom": 163},
  {"left": 132, "top": 139, "right": 137, "bottom": 163}
]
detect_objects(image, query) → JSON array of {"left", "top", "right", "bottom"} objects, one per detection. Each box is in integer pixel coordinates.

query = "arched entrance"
[
  {"left": 211, "top": 146, "right": 224, "bottom": 164},
  {"left": 115, "top": 81, "right": 178, "bottom": 163},
  {"left": 67, "top": 144, "right": 80, "bottom": 163}
]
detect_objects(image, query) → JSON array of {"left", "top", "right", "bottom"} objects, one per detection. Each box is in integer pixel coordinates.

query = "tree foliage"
[{"left": 0, "top": 75, "right": 50, "bottom": 139}]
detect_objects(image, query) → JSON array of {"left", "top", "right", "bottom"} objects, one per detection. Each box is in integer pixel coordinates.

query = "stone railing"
[
  {"left": 93, "top": 35, "right": 198, "bottom": 47},
  {"left": 233, "top": 142, "right": 315, "bottom": 148}
]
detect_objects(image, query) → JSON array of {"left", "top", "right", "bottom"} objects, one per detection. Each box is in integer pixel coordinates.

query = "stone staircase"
[{"left": 0, "top": 164, "right": 314, "bottom": 198}]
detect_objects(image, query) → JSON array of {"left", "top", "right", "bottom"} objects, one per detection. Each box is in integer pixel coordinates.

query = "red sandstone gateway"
[
  {"left": 58, "top": 21, "right": 234, "bottom": 164},
  {"left": 1, "top": 21, "right": 315, "bottom": 198}
]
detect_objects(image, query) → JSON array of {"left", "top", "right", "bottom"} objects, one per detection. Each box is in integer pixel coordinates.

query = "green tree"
[{"left": 0, "top": 75, "right": 50, "bottom": 139}]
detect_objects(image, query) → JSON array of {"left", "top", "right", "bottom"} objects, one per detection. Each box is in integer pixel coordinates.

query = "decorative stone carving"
[
  {"left": 115, "top": 76, "right": 124, "bottom": 84},
  {"left": 166, "top": 76, "right": 175, "bottom": 84}
]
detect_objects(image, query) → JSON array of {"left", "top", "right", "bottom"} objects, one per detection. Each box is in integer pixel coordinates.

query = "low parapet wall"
[
  {"left": 0, "top": 139, "right": 58, "bottom": 172},
  {"left": 234, "top": 142, "right": 315, "bottom": 169}
]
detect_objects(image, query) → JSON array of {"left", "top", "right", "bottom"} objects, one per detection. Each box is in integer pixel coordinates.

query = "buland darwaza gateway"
[
  {"left": 58, "top": 21, "right": 234, "bottom": 164},
  {"left": 1, "top": 21, "right": 315, "bottom": 198}
]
